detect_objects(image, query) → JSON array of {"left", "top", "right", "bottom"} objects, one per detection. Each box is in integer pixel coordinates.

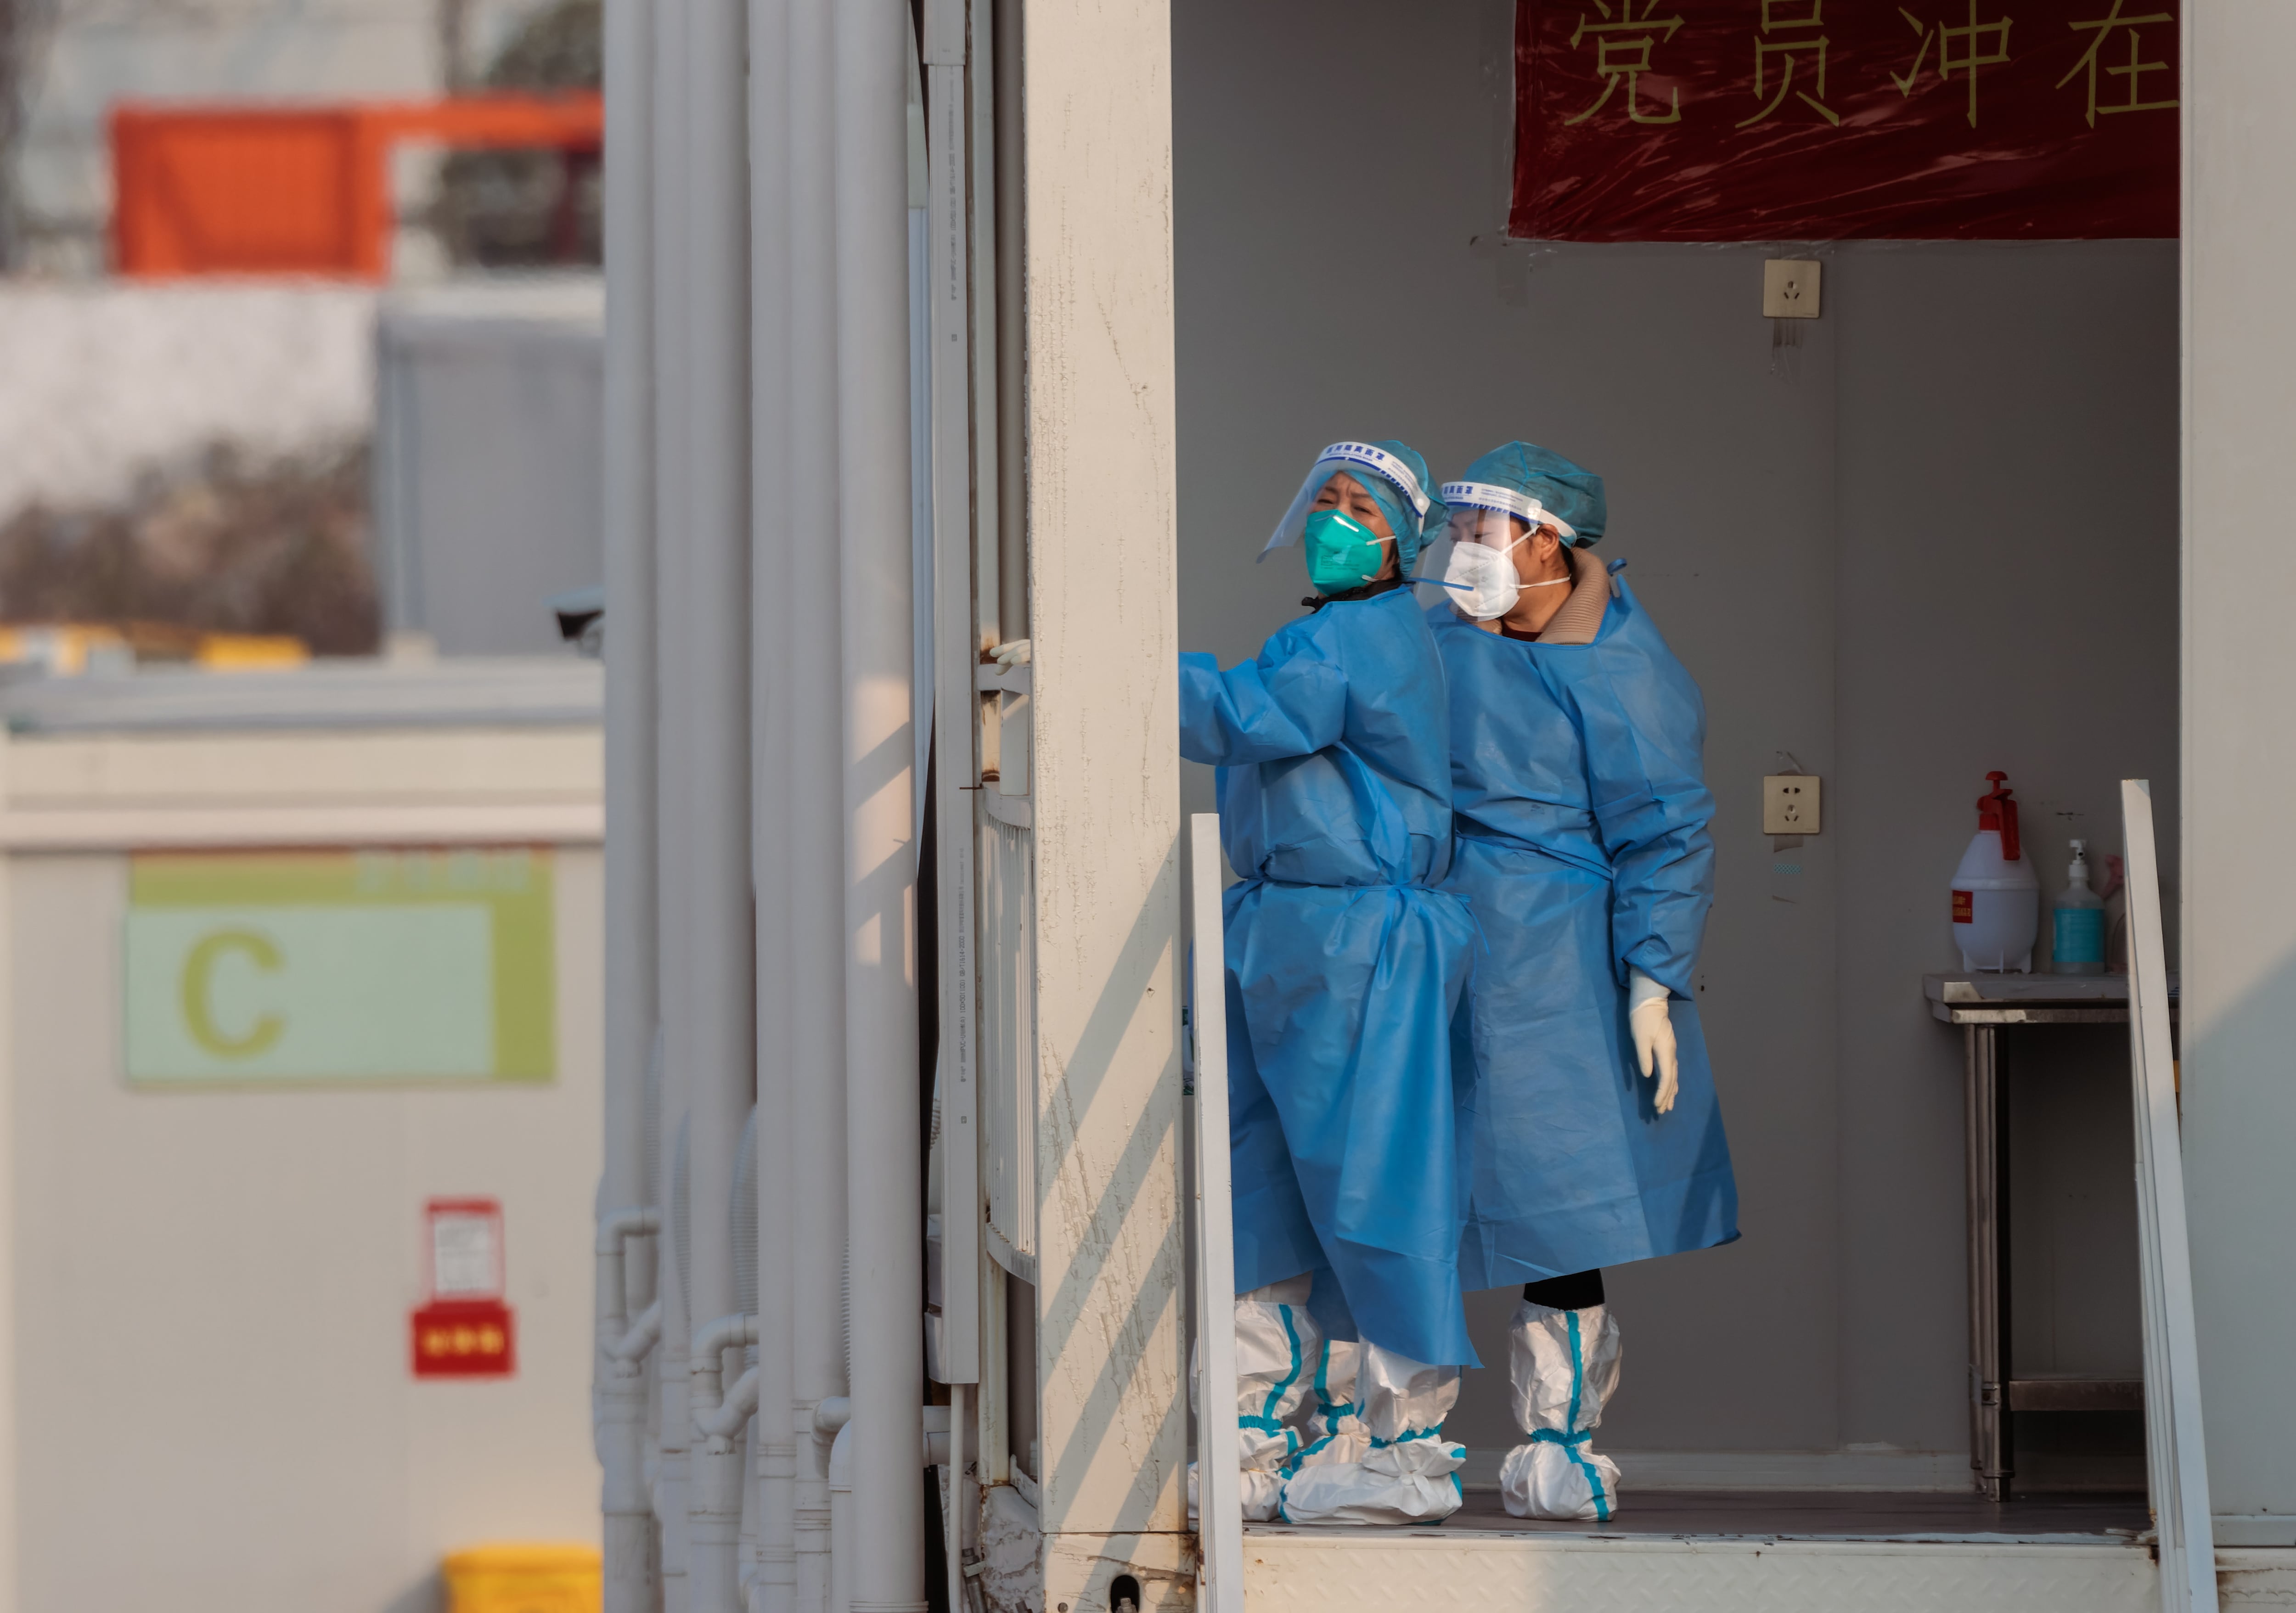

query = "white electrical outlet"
[
  {"left": 1764, "top": 774, "right": 1821, "bottom": 834},
  {"left": 1763, "top": 259, "right": 1822, "bottom": 319}
]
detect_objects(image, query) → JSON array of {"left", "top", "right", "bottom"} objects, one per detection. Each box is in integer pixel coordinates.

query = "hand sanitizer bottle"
[{"left": 2053, "top": 838, "right": 2106, "bottom": 976}]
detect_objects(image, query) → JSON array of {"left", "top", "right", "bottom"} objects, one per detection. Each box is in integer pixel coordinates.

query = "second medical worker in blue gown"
[
  {"left": 1431, "top": 442, "right": 1739, "bottom": 1523},
  {"left": 1181, "top": 441, "right": 1479, "bottom": 1527}
]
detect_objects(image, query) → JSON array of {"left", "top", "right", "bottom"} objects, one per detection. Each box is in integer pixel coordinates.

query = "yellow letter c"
[{"left": 181, "top": 929, "right": 285, "bottom": 1059}]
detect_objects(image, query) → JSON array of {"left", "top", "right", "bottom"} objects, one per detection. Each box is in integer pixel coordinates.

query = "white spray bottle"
[{"left": 1950, "top": 770, "right": 2039, "bottom": 973}]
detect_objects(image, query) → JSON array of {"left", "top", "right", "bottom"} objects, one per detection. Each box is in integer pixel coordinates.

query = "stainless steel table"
[{"left": 1925, "top": 972, "right": 2174, "bottom": 1499}]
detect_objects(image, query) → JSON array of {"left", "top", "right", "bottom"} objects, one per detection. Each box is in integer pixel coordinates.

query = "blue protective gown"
[
  {"left": 1431, "top": 573, "right": 1739, "bottom": 1289},
  {"left": 1181, "top": 584, "right": 1480, "bottom": 1367}
]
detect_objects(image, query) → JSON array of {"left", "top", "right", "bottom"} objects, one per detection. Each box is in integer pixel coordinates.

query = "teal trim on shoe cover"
[
  {"left": 1310, "top": 1339, "right": 1358, "bottom": 1423},
  {"left": 1240, "top": 1304, "right": 1308, "bottom": 1437}
]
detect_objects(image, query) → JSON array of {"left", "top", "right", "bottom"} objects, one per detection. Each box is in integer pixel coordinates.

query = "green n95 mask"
[{"left": 1303, "top": 507, "right": 1393, "bottom": 595}]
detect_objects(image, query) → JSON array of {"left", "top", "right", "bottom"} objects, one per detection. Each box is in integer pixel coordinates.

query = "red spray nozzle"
[{"left": 1976, "top": 771, "right": 2021, "bottom": 861}]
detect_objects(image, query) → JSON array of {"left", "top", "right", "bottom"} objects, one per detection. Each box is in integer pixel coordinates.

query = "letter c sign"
[{"left": 180, "top": 929, "right": 285, "bottom": 1058}]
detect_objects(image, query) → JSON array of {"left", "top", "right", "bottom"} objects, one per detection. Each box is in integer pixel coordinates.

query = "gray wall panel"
[
  {"left": 374, "top": 286, "right": 606, "bottom": 657},
  {"left": 1830, "top": 243, "right": 2176, "bottom": 1452}
]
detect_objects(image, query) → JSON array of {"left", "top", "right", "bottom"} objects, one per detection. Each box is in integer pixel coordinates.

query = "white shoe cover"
[
  {"left": 1187, "top": 1462, "right": 1285, "bottom": 1523},
  {"left": 1277, "top": 1343, "right": 1463, "bottom": 1525},
  {"left": 1497, "top": 1301, "right": 1622, "bottom": 1521},
  {"left": 1279, "top": 1436, "right": 1465, "bottom": 1525},
  {"left": 1241, "top": 1468, "right": 1283, "bottom": 1521},
  {"left": 1300, "top": 1338, "right": 1362, "bottom": 1444},
  {"left": 1234, "top": 1283, "right": 1321, "bottom": 1475},
  {"left": 1358, "top": 1344, "right": 1461, "bottom": 1443},
  {"left": 1188, "top": 1283, "right": 1322, "bottom": 1522}
]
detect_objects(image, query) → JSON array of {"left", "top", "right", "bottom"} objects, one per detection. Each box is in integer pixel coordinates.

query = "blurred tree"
[
  {"left": 0, "top": 441, "right": 379, "bottom": 655},
  {"left": 429, "top": 0, "right": 600, "bottom": 268}
]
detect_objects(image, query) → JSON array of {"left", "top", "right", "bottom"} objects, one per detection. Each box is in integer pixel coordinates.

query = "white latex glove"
[
  {"left": 1627, "top": 969, "right": 1679, "bottom": 1114},
  {"left": 990, "top": 638, "right": 1031, "bottom": 668}
]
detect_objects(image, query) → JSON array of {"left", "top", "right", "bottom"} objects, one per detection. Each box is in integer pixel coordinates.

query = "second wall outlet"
[
  {"left": 1764, "top": 774, "right": 1822, "bottom": 834},
  {"left": 1763, "top": 259, "right": 1822, "bottom": 319}
]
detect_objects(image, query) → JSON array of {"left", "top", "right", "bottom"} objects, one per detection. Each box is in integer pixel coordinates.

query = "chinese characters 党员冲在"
[{"left": 1561, "top": 0, "right": 2178, "bottom": 135}]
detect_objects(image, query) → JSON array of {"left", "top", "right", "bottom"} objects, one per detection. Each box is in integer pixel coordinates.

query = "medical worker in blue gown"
[
  {"left": 1180, "top": 441, "right": 1479, "bottom": 1527},
  {"left": 1431, "top": 443, "right": 1739, "bottom": 1523}
]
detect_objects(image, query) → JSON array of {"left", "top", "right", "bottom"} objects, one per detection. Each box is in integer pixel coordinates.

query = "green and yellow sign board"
[{"left": 124, "top": 848, "right": 555, "bottom": 1086}]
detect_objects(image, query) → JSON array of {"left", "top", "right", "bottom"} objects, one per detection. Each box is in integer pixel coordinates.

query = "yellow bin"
[{"left": 442, "top": 1543, "right": 602, "bottom": 1613}]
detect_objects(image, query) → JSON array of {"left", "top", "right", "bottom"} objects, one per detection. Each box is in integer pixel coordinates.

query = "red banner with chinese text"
[{"left": 1511, "top": 0, "right": 2178, "bottom": 241}]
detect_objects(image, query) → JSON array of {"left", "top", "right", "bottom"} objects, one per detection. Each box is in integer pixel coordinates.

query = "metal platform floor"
[
  {"left": 1432, "top": 1485, "right": 2150, "bottom": 1541},
  {"left": 1235, "top": 1490, "right": 2218, "bottom": 1613}
]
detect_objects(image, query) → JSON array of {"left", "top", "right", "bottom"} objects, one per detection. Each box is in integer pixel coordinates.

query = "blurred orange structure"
[{"left": 111, "top": 96, "right": 604, "bottom": 280}]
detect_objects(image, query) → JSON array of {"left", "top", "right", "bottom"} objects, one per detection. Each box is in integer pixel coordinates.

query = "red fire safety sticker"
[
  {"left": 1952, "top": 890, "right": 1974, "bottom": 924},
  {"left": 412, "top": 1197, "right": 517, "bottom": 1379}
]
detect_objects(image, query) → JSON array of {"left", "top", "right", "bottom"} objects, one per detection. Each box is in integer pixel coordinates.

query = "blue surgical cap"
[
  {"left": 1458, "top": 442, "right": 1608, "bottom": 547},
  {"left": 1264, "top": 438, "right": 1449, "bottom": 575}
]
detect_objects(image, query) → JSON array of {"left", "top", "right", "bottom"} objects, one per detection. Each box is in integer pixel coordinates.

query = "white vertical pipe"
[
  {"left": 942, "top": 1383, "right": 968, "bottom": 1613},
  {"left": 601, "top": 0, "right": 657, "bottom": 1597},
  {"left": 991, "top": 0, "right": 1025, "bottom": 646},
  {"left": 652, "top": 0, "right": 696, "bottom": 1601},
  {"left": 920, "top": 0, "right": 979, "bottom": 1394},
  {"left": 835, "top": 1, "right": 924, "bottom": 1609},
  {"left": 684, "top": 0, "right": 754, "bottom": 1591},
  {"left": 786, "top": 0, "right": 848, "bottom": 1608},
  {"left": 827, "top": 1426, "right": 856, "bottom": 1613},
  {"left": 748, "top": 0, "right": 796, "bottom": 1605}
]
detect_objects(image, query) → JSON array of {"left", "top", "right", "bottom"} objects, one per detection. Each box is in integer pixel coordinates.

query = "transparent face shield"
[
  {"left": 1437, "top": 481, "right": 1576, "bottom": 620},
  {"left": 1260, "top": 441, "right": 1435, "bottom": 564}
]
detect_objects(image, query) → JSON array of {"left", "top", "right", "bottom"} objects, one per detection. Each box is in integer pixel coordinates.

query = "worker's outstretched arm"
[{"left": 1178, "top": 648, "right": 1348, "bottom": 767}]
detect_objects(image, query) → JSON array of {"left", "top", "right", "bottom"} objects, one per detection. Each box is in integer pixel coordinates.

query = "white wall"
[
  {"left": 0, "top": 721, "right": 604, "bottom": 1613},
  {"left": 1173, "top": 0, "right": 2178, "bottom": 1467},
  {"left": 2182, "top": 0, "right": 2296, "bottom": 1532},
  {"left": 0, "top": 283, "right": 375, "bottom": 523}
]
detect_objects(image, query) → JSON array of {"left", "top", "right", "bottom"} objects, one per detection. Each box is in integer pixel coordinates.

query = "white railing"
[
  {"left": 2122, "top": 778, "right": 2216, "bottom": 1613},
  {"left": 1188, "top": 813, "right": 1244, "bottom": 1613}
]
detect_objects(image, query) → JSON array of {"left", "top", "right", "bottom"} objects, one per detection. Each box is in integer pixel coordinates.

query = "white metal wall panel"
[
  {"left": 2181, "top": 0, "right": 2296, "bottom": 1534},
  {"left": 4, "top": 839, "right": 605, "bottom": 1613}
]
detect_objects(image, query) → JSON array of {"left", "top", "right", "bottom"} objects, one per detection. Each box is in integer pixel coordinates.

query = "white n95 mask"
[{"left": 1444, "top": 536, "right": 1526, "bottom": 619}]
